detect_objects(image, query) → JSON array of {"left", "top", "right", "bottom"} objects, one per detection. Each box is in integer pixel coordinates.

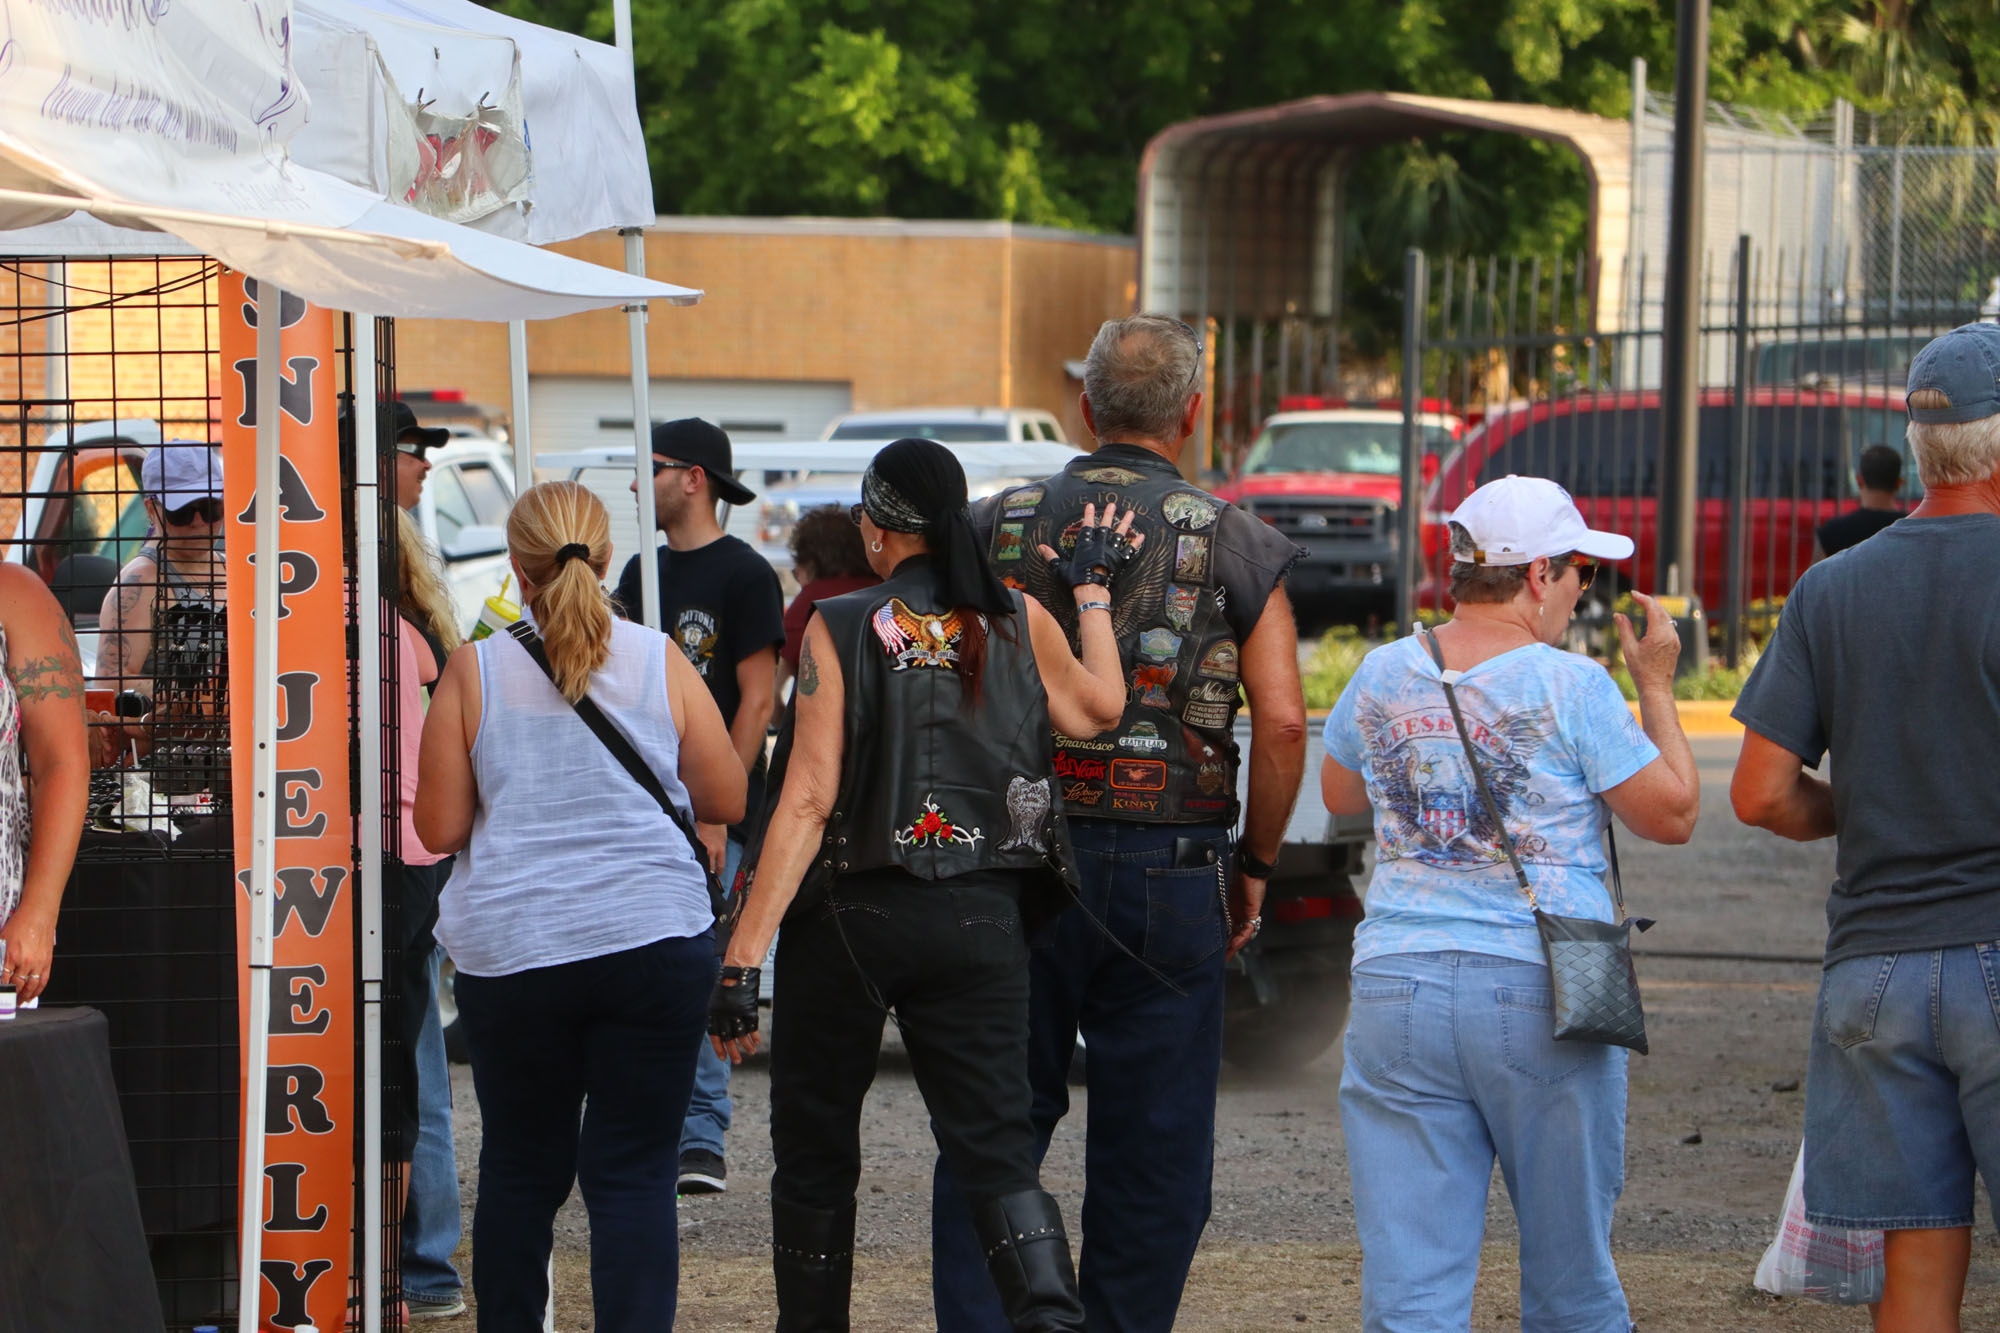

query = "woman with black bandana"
[{"left": 712, "top": 438, "right": 1139, "bottom": 1332}]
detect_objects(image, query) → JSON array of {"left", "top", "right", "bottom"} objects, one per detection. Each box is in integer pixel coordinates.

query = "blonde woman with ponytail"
[{"left": 416, "top": 481, "right": 745, "bottom": 1332}]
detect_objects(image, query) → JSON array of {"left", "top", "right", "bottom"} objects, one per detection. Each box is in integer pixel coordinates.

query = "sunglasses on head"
[
  {"left": 164, "top": 497, "right": 224, "bottom": 525},
  {"left": 1166, "top": 316, "right": 1205, "bottom": 393}
]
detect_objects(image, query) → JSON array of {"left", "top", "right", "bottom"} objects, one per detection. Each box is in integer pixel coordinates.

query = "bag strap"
[
  {"left": 1417, "top": 626, "right": 1627, "bottom": 918},
  {"left": 504, "top": 620, "right": 727, "bottom": 919}
]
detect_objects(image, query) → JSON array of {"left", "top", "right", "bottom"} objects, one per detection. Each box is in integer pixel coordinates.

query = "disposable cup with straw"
[{"left": 470, "top": 573, "right": 521, "bottom": 641}]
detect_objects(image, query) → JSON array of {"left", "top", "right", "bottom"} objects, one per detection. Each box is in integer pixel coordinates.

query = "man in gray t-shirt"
[{"left": 1732, "top": 321, "right": 2000, "bottom": 1329}]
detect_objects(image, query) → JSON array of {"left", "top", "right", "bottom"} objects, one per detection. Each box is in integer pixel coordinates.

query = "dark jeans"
[
  {"left": 770, "top": 871, "right": 1041, "bottom": 1214},
  {"left": 931, "top": 819, "right": 1231, "bottom": 1333},
  {"left": 455, "top": 935, "right": 717, "bottom": 1333},
  {"left": 390, "top": 858, "right": 451, "bottom": 1161}
]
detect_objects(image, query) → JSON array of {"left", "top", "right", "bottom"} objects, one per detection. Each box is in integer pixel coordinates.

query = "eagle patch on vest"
[
  {"left": 873, "top": 598, "right": 964, "bottom": 671},
  {"left": 896, "top": 794, "right": 983, "bottom": 848}
]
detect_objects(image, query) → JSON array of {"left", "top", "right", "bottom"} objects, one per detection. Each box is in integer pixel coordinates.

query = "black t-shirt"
[
  {"left": 1733, "top": 514, "right": 2000, "bottom": 963},
  {"left": 1815, "top": 506, "right": 1901, "bottom": 556},
  {"left": 615, "top": 535, "right": 784, "bottom": 839}
]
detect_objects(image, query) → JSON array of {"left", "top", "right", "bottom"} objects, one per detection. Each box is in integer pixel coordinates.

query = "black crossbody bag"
[
  {"left": 1419, "top": 627, "right": 1652, "bottom": 1054},
  {"left": 506, "top": 621, "right": 731, "bottom": 946}
]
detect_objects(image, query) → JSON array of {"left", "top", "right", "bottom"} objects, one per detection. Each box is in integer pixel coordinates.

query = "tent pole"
[
  {"left": 237, "top": 282, "right": 287, "bottom": 1333},
  {"left": 354, "top": 313, "right": 386, "bottom": 1333},
  {"left": 622, "top": 231, "right": 659, "bottom": 629},
  {"left": 509, "top": 321, "right": 533, "bottom": 485}
]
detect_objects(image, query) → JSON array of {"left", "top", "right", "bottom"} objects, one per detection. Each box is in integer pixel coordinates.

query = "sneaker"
[
  {"left": 677, "top": 1149, "right": 727, "bottom": 1195},
  {"left": 406, "top": 1292, "right": 467, "bottom": 1319}
]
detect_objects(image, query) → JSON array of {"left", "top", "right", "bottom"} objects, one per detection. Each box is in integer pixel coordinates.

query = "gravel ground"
[{"left": 425, "top": 736, "right": 2000, "bottom": 1329}]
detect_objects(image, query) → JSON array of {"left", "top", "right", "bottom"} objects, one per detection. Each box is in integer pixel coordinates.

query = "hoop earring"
[{"left": 870, "top": 540, "right": 883, "bottom": 553}]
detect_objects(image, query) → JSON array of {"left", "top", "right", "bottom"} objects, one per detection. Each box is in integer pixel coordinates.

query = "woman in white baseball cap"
[
  {"left": 90, "top": 442, "right": 226, "bottom": 769},
  {"left": 1317, "top": 474, "right": 1701, "bottom": 1330}
]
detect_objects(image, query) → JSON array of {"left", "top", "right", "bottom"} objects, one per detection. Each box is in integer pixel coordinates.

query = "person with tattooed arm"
[
  {"left": 88, "top": 443, "right": 225, "bottom": 770},
  {"left": 0, "top": 562, "right": 91, "bottom": 1003},
  {"left": 712, "top": 438, "right": 1139, "bottom": 1332}
]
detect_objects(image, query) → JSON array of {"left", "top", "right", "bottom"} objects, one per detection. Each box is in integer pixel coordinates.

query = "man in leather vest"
[{"left": 932, "top": 315, "right": 1308, "bottom": 1332}]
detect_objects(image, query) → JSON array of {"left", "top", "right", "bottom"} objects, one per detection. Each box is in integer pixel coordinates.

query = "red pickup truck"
[{"left": 1420, "top": 386, "right": 1915, "bottom": 611}]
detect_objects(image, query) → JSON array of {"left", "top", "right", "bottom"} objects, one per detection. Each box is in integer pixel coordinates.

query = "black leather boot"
[
  {"left": 972, "top": 1189, "right": 1086, "bottom": 1333},
  {"left": 772, "top": 1197, "right": 856, "bottom": 1333}
]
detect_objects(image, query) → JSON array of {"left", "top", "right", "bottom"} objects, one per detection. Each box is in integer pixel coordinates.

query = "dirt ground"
[{"left": 425, "top": 737, "right": 2000, "bottom": 1330}]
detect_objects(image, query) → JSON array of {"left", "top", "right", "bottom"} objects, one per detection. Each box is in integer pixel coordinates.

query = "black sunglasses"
[
  {"left": 848, "top": 502, "right": 866, "bottom": 526},
  {"left": 1560, "top": 555, "right": 1599, "bottom": 592},
  {"left": 653, "top": 457, "right": 698, "bottom": 478},
  {"left": 1167, "top": 316, "right": 1205, "bottom": 393},
  {"left": 163, "top": 497, "right": 224, "bottom": 525}
]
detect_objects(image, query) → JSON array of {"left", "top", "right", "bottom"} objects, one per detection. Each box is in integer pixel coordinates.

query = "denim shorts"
[{"left": 1803, "top": 942, "right": 2000, "bottom": 1231}]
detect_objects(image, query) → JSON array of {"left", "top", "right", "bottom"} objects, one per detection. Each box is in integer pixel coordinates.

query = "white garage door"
[{"left": 529, "top": 376, "right": 852, "bottom": 576}]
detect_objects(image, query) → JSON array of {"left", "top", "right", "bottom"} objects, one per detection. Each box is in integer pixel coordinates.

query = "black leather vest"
[
  {"left": 986, "top": 450, "right": 1252, "bottom": 825},
  {"left": 812, "top": 559, "right": 1076, "bottom": 888}
]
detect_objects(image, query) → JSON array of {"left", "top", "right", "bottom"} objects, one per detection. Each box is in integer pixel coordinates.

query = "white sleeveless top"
[{"left": 434, "top": 614, "right": 712, "bottom": 977}]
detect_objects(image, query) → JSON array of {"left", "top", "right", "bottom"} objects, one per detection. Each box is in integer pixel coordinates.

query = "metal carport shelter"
[{"left": 1137, "top": 93, "right": 1634, "bottom": 449}]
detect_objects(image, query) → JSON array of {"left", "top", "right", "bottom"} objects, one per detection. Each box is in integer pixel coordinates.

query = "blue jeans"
[
  {"left": 931, "top": 818, "right": 1230, "bottom": 1333},
  {"left": 1340, "top": 951, "right": 1631, "bottom": 1333},
  {"left": 402, "top": 943, "right": 464, "bottom": 1302},
  {"left": 1804, "top": 942, "right": 2000, "bottom": 1231},
  {"left": 456, "top": 934, "right": 717, "bottom": 1333},
  {"left": 679, "top": 840, "right": 742, "bottom": 1159}
]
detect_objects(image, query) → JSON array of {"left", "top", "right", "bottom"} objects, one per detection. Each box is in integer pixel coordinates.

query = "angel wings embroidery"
[{"left": 872, "top": 598, "right": 965, "bottom": 671}]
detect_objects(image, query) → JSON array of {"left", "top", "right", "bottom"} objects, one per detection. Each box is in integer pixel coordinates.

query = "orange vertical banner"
[{"left": 220, "top": 271, "right": 354, "bottom": 1332}]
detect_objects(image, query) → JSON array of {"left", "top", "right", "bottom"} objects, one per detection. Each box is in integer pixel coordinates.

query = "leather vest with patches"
[
  {"left": 987, "top": 454, "right": 1245, "bottom": 825},
  {"left": 813, "top": 559, "right": 1076, "bottom": 888}
]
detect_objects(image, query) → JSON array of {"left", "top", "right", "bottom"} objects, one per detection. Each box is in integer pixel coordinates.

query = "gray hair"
[
  {"left": 1083, "top": 314, "right": 1201, "bottom": 442},
  {"left": 1446, "top": 523, "right": 1531, "bottom": 604},
  {"left": 1905, "top": 388, "right": 2000, "bottom": 487}
]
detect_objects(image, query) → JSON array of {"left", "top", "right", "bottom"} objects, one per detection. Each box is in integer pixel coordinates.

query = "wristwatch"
[{"left": 1234, "top": 842, "right": 1277, "bottom": 880}]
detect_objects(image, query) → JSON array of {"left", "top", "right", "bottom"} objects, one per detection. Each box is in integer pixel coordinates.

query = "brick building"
[{"left": 394, "top": 217, "right": 1137, "bottom": 452}]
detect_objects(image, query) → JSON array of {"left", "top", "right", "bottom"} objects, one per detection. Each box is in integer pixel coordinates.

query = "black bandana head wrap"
[{"left": 861, "top": 438, "right": 1014, "bottom": 617}]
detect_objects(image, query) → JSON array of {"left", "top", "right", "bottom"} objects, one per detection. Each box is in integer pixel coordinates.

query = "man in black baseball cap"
[{"left": 615, "top": 417, "right": 782, "bottom": 1196}]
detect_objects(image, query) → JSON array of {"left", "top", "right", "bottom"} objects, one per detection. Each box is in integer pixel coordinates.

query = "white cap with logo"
[
  {"left": 1448, "top": 474, "right": 1634, "bottom": 566},
  {"left": 140, "top": 441, "right": 223, "bottom": 509}
]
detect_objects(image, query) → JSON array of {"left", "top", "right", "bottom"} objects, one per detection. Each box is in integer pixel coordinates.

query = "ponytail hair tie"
[{"left": 554, "top": 542, "right": 591, "bottom": 566}]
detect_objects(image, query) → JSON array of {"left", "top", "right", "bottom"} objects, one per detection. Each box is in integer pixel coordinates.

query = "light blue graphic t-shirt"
[{"left": 1324, "top": 634, "right": 1660, "bottom": 967}]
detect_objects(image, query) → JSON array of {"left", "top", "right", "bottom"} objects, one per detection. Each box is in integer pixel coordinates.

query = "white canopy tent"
[{"left": 0, "top": 1, "right": 685, "bottom": 1328}]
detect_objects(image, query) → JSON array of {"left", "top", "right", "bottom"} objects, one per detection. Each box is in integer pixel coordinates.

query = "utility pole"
[{"left": 1657, "top": 0, "right": 1709, "bottom": 597}]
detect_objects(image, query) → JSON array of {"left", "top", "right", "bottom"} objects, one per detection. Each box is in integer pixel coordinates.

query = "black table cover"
[{"left": 0, "top": 1006, "right": 165, "bottom": 1333}]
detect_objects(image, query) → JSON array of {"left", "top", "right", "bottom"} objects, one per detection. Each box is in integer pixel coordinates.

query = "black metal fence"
[
  {"left": 1390, "top": 240, "right": 1979, "bottom": 664},
  {"left": 0, "top": 257, "right": 410, "bottom": 1331}
]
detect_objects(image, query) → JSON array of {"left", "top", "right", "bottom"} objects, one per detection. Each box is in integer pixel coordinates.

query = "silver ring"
[
  {"left": 24, "top": 972, "right": 40, "bottom": 979},
  {"left": 1247, "top": 916, "right": 1263, "bottom": 935}
]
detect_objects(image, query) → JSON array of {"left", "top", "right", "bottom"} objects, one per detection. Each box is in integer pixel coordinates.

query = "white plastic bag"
[{"left": 1754, "top": 1143, "right": 1884, "bottom": 1304}]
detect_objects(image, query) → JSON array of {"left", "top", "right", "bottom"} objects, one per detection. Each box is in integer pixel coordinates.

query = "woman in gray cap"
[{"left": 90, "top": 441, "right": 226, "bottom": 772}]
